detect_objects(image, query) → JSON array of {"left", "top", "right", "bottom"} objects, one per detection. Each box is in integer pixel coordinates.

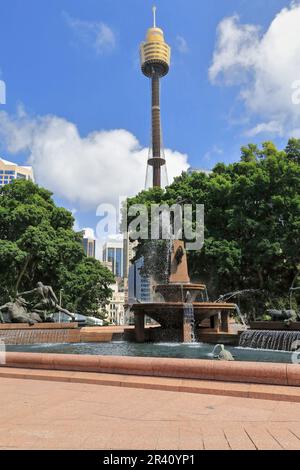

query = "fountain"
[
  {"left": 238, "top": 286, "right": 300, "bottom": 351},
  {"left": 131, "top": 240, "right": 236, "bottom": 343},
  {"left": 239, "top": 329, "right": 300, "bottom": 352}
]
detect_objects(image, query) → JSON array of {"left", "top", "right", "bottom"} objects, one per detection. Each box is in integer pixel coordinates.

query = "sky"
[{"left": 0, "top": 0, "right": 300, "bottom": 255}]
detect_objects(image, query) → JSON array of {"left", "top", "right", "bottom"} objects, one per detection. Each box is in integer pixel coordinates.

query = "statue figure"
[
  {"left": 267, "top": 309, "right": 299, "bottom": 324},
  {"left": 212, "top": 344, "right": 235, "bottom": 361},
  {"left": 0, "top": 283, "right": 75, "bottom": 325},
  {"left": 0, "top": 297, "right": 43, "bottom": 325},
  {"left": 19, "top": 282, "right": 75, "bottom": 321},
  {"left": 174, "top": 245, "right": 184, "bottom": 265}
]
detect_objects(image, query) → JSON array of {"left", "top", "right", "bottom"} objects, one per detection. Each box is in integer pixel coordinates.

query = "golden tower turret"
[{"left": 140, "top": 6, "right": 171, "bottom": 188}]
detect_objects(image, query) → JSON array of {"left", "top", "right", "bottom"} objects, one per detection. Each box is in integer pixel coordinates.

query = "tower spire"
[
  {"left": 152, "top": 5, "right": 157, "bottom": 27},
  {"left": 140, "top": 8, "right": 171, "bottom": 188}
]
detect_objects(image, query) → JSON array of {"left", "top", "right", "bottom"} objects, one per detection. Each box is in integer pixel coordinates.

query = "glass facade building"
[{"left": 103, "top": 241, "right": 124, "bottom": 278}]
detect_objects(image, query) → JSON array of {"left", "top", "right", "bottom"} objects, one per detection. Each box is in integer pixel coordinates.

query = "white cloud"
[
  {"left": 0, "top": 108, "right": 189, "bottom": 209},
  {"left": 245, "top": 121, "right": 284, "bottom": 137},
  {"left": 209, "top": 3, "right": 300, "bottom": 136},
  {"left": 176, "top": 36, "right": 189, "bottom": 54},
  {"left": 0, "top": 80, "right": 6, "bottom": 105},
  {"left": 63, "top": 12, "right": 116, "bottom": 55}
]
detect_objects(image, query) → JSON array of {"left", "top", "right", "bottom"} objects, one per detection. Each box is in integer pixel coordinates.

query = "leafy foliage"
[
  {"left": 126, "top": 139, "right": 300, "bottom": 317},
  {"left": 0, "top": 180, "right": 114, "bottom": 314}
]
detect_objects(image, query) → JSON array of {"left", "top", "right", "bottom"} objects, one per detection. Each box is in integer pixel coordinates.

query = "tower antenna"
[{"left": 152, "top": 5, "right": 157, "bottom": 27}]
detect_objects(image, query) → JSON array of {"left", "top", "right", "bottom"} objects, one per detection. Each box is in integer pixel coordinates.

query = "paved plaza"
[{"left": 1, "top": 376, "right": 300, "bottom": 450}]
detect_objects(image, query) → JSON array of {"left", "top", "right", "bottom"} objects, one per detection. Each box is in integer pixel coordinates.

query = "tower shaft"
[
  {"left": 151, "top": 74, "right": 162, "bottom": 187},
  {"left": 140, "top": 8, "right": 171, "bottom": 189}
]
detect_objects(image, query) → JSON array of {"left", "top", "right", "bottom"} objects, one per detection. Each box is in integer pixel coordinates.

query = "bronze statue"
[
  {"left": 0, "top": 282, "right": 75, "bottom": 324},
  {"left": 267, "top": 309, "right": 299, "bottom": 324},
  {"left": 19, "top": 282, "right": 75, "bottom": 321},
  {"left": 212, "top": 344, "right": 235, "bottom": 361},
  {"left": 174, "top": 245, "right": 184, "bottom": 265},
  {"left": 0, "top": 297, "right": 43, "bottom": 325}
]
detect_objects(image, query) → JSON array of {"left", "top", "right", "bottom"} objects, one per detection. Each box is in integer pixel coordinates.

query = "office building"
[
  {"left": 0, "top": 158, "right": 34, "bottom": 187},
  {"left": 128, "top": 257, "right": 152, "bottom": 304},
  {"left": 105, "top": 283, "right": 125, "bottom": 326},
  {"left": 102, "top": 240, "right": 124, "bottom": 278}
]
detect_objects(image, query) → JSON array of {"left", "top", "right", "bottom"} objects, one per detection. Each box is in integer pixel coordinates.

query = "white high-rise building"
[
  {"left": 82, "top": 228, "right": 96, "bottom": 258},
  {"left": 0, "top": 158, "right": 34, "bottom": 187}
]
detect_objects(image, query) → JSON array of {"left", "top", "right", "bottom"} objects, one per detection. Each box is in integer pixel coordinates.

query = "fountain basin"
[
  {"left": 5, "top": 341, "right": 296, "bottom": 364},
  {"left": 132, "top": 302, "right": 236, "bottom": 342},
  {"left": 154, "top": 283, "right": 207, "bottom": 302}
]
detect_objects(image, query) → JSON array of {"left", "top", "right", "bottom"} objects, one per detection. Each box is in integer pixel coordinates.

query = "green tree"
[
  {"left": 59, "top": 258, "right": 114, "bottom": 316},
  {"left": 0, "top": 180, "right": 114, "bottom": 314},
  {"left": 126, "top": 140, "right": 300, "bottom": 317},
  {"left": 285, "top": 138, "right": 300, "bottom": 164}
]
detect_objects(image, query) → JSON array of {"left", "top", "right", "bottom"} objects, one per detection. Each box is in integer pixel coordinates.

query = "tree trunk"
[
  {"left": 15, "top": 256, "right": 31, "bottom": 295},
  {"left": 257, "top": 269, "right": 264, "bottom": 289}
]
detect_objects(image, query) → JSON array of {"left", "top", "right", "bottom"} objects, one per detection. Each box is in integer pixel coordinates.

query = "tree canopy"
[
  {"left": 0, "top": 180, "right": 114, "bottom": 315},
  {"left": 126, "top": 139, "right": 300, "bottom": 318}
]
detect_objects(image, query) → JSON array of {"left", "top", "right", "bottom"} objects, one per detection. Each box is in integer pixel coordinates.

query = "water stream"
[
  {"left": 234, "top": 304, "right": 248, "bottom": 328},
  {"left": 183, "top": 303, "right": 196, "bottom": 343},
  {"left": 239, "top": 329, "right": 300, "bottom": 351}
]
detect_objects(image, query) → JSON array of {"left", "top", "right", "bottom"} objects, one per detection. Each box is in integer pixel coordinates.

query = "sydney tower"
[{"left": 140, "top": 7, "right": 171, "bottom": 188}]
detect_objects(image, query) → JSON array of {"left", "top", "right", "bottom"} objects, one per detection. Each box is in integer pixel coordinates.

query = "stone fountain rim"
[
  {"left": 154, "top": 283, "right": 206, "bottom": 290},
  {"left": 132, "top": 302, "right": 236, "bottom": 310}
]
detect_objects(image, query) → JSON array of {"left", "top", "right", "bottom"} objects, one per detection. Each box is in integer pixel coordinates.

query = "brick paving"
[{"left": 1, "top": 376, "right": 300, "bottom": 450}]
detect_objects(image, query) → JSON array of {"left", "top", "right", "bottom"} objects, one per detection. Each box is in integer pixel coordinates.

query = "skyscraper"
[
  {"left": 103, "top": 240, "right": 124, "bottom": 279},
  {"left": 140, "top": 6, "right": 171, "bottom": 188}
]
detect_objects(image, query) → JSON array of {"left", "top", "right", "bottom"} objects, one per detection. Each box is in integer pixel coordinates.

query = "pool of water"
[{"left": 6, "top": 341, "right": 295, "bottom": 364}]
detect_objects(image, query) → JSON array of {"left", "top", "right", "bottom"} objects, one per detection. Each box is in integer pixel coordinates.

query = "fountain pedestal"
[
  {"left": 134, "top": 312, "right": 145, "bottom": 343},
  {"left": 132, "top": 241, "right": 236, "bottom": 343}
]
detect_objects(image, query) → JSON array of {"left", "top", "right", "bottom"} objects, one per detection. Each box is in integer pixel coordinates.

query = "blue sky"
[{"left": 0, "top": 0, "right": 299, "bottom": 247}]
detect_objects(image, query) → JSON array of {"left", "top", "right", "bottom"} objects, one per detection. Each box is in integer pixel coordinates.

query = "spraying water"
[
  {"left": 215, "top": 289, "right": 262, "bottom": 303},
  {"left": 215, "top": 289, "right": 263, "bottom": 327}
]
